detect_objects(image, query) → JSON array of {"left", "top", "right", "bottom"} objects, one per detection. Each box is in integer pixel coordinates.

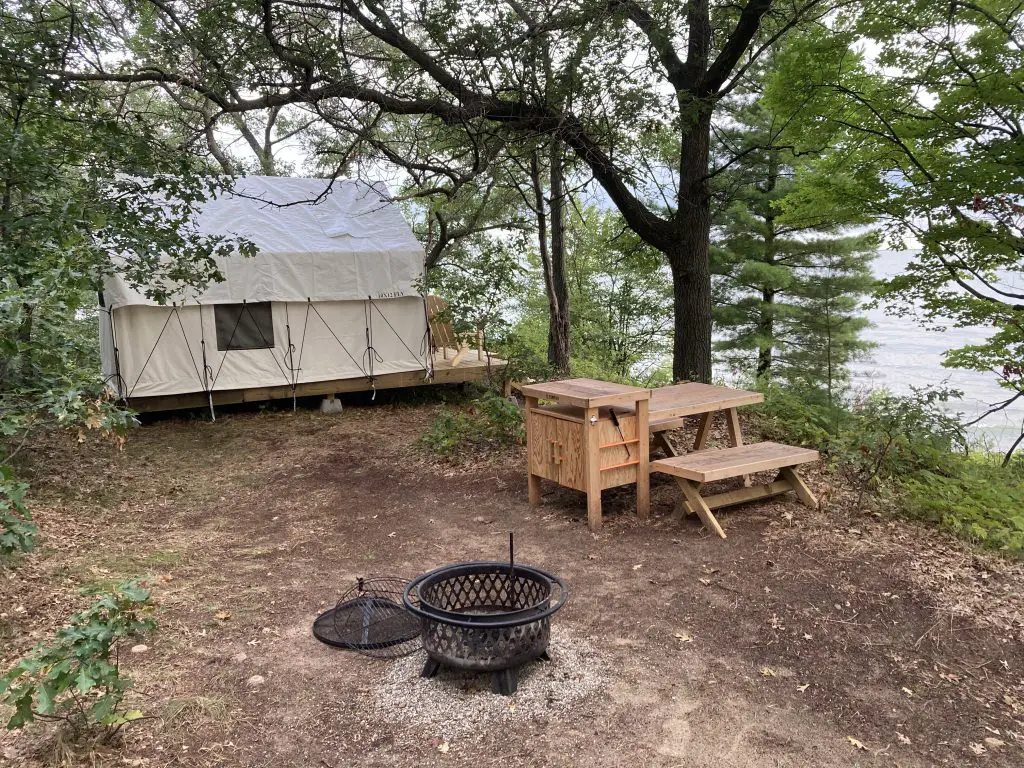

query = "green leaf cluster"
[
  {"left": 0, "top": 581, "right": 156, "bottom": 733},
  {"left": 897, "top": 459, "right": 1024, "bottom": 558},
  {"left": 0, "top": 465, "right": 36, "bottom": 557}
]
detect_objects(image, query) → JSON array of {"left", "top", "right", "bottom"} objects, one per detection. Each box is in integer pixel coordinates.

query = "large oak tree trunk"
[{"left": 668, "top": 109, "right": 714, "bottom": 383}]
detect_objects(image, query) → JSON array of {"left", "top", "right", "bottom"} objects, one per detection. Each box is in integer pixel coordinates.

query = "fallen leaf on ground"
[
  {"left": 984, "top": 737, "right": 1005, "bottom": 748},
  {"left": 969, "top": 743, "right": 987, "bottom": 755},
  {"left": 214, "top": 610, "right": 231, "bottom": 621},
  {"left": 896, "top": 732, "right": 911, "bottom": 745},
  {"left": 437, "top": 742, "right": 450, "bottom": 754},
  {"left": 901, "top": 686, "right": 913, "bottom": 697},
  {"left": 674, "top": 633, "right": 692, "bottom": 643},
  {"left": 632, "top": 564, "right": 642, "bottom": 570},
  {"left": 802, "top": 633, "right": 812, "bottom": 641},
  {"left": 698, "top": 578, "right": 712, "bottom": 586},
  {"left": 847, "top": 736, "right": 867, "bottom": 750},
  {"left": 796, "top": 684, "right": 809, "bottom": 692},
  {"left": 760, "top": 667, "right": 776, "bottom": 677}
]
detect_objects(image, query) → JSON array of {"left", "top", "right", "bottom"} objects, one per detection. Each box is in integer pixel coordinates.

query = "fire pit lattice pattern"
[{"left": 419, "top": 570, "right": 549, "bottom": 614}]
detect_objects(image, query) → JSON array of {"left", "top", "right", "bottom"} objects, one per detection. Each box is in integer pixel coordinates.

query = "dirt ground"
[{"left": 2, "top": 393, "right": 1024, "bottom": 767}]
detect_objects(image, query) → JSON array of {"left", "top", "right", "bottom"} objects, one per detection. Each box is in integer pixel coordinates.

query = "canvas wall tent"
[{"left": 99, "top": 176, "right": 495, "bottom": 413}]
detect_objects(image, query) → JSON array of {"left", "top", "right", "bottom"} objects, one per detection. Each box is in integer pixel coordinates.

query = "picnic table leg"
[
  {"left": 693, "top": 413, "right": 713, "bottom": 451},
  {"left": 652, "top": 431, "right": 677, "bottom": 457},
  {"left": 724, "top": 407, "right": 752, "bottom": 487},
  {"left": 780, "top": 467, "right": 818, "bottom": 508},
  {"left": 636, "top": 398, "right": 650, "bottom": 519},
  {"left": 584, "top": 406, "right": 602, "bottom": 532},
  {"left": 675, "top": 477, "right": 727, "bottom": 539}
]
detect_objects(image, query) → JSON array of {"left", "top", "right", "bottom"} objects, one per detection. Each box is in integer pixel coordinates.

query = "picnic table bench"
[{"left": 651, "top": 442, "right": 819, "bottom": 539}]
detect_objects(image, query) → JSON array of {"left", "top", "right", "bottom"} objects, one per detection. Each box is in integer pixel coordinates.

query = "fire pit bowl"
[{"left": 403, "top": 561, "right": 568, "bottom": 695}]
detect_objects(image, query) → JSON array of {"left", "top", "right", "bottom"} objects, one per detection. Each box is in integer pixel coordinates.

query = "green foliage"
[
  {"left": 507, "top": 207, "right": 673, "bottom": 386},
  {"left": 0, "top": 581, "right": 156, "bottom": 736},
  {"left": 420, "top": 391, "right": 525, "bottom": 458},
  {"left": 897, "top": 459, "right": 1024, "bottom": 558},
  {"left": 424, "top": 232, "right": 529, "bottom": 342},
  {"left": 750, "top": 383, "right": 849, "bottom": 451},
  {"left": 835, "top": 388, "right": 968, "bottom": 488},
  {"left": 565, "top": 207, "right": 673, "bottom": 382},
  {"left": 751, "top": 385, "right": 1024, "bottom": 558},
  {"left": 0, "top": 466, "right": 36, "bottom": 557},
  {"left": 757, "top": 384, "right": 966, "bottom": 481},
  {"left": 769, "top": 4, "right": 1024, "bottom": 457}
]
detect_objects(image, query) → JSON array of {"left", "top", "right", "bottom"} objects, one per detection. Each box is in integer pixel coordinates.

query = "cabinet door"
[
  {"left": 527, "top": 410, "right": 560, "bottom": 483},
  {"left": 553, "top": 416, "right": 585, "bottom": 492}
]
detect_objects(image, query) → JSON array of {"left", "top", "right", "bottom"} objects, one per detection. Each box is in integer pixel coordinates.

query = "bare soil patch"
[{"left": 2, "top": 399, "right": 1023, "bottom": 767}]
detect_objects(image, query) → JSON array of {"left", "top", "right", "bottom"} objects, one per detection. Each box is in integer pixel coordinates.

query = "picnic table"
[
  {"left": 521, "top": 379, "right": 817, "bottom": 536},
  {"left": 647, "top": 383, "right": 818, "bottom": 539}
]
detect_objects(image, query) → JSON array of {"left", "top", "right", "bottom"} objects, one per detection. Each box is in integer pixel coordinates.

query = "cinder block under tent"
[{"left": 99, "top": 176, "right": 505, "bottom": 414}]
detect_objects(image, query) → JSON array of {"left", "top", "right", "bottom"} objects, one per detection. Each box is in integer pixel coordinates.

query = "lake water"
[{"left": 850, "top": 250, "right": 1023, "bottom": 451}]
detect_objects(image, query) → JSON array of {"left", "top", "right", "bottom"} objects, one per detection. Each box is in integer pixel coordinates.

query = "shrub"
[
  {"left": 836, "top": 387, "right": 967, "bottom": 480},
  {"left": 0, "top": 465, "right": 37, "bottom": 559},
  {"left": 897, "top": 459, "right": 1024, "bottom": 558},
  {"left": 421, "top": 391, "right": 525, "bottom": 457},
  {"left": 0, "top": 581, "right": 156, "bottom": 738},
  {"left": 752, "top": 382, "right": 850, "bottom": 451}
]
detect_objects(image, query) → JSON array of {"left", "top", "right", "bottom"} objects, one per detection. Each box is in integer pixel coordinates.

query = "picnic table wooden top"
[
  {"left": 648, "top": 382, "right": 764, "bottom": 422},
  {"left": 519, "top": 378, "right": 650, "bottom": 408}
]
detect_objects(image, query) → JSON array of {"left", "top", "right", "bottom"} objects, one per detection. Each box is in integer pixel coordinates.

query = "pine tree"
[{"left": 711, "top": 99, "right": 876, "bottom": 403}]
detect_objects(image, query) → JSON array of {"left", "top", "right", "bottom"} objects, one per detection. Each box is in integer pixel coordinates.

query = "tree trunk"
[
  {"left": 530, "top": 148, "right": 570, "bottom": 376},
  {"left": 667, "top": 110, "right": 714, "bottom": 383},
  {"left": 756, "top": 289, "right": 774, "bottom": 379},
  {"left": 547, "top": 139, "right": 571, "bottom": 375},
  {"left": 757, "top": 154, "right": 779, "bottom": 380}
]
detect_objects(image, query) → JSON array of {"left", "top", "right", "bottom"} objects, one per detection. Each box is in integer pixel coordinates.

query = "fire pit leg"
[
  {"left": 421, "top": 658, "right": 441, "bottom": 679},
  {"left": 492, "top": 668, "right": 519, "bottom": 696},
  {"left": 538, "top": 650, "right": 550, "bottom": 662}
]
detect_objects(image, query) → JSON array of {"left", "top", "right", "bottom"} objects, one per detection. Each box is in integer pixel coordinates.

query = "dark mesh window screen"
[{"left": 215, "top": 303, "right": 275, "bottom": 350}]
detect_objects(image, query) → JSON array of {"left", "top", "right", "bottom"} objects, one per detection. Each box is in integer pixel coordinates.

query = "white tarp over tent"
[{"left": 100, "top": 176, "right": 432, "bottom": 403}]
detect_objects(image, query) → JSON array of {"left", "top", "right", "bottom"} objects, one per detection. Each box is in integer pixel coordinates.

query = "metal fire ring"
[{"left": 403, "top": 561, "right": 568, "bottom": 628}]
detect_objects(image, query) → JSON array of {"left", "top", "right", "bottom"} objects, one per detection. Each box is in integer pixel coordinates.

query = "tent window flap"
[{"left": 215, "top": 303, "right": 275, "bottom": 350}]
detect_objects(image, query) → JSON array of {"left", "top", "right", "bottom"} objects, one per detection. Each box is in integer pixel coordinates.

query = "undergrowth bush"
[
  {"left": 0, "top": 580, "right": 156, "bottom": 739},
  {"left": 0, "top": 465, "right": 37, "bottom": 559},
  {"left": 421, "top": 391, "right": 525, "bottom": 457},
  {"left": 752, "top": 383, "right": 1024, "bottom": 557},
  {"left": 896, "top": 459, "right": 1024, "bottom": 557}
]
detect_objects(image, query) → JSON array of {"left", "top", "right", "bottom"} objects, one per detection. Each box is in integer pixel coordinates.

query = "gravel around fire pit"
[{"left": 367, "top": 628, "right": 606, "bottom": 739}]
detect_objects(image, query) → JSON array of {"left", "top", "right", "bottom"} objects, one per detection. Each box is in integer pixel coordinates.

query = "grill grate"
[{"left": 313, "top": 577, "right": 421, "bottom": 658}]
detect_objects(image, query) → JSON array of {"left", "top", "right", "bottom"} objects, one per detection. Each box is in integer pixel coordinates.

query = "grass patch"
[{"left": 161, "top": 695, "right": 227, "bottom": 735}]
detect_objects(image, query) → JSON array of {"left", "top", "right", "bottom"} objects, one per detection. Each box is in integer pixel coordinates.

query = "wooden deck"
[{"left": 128, "top": 349, "right": 507, "bottom": 412}]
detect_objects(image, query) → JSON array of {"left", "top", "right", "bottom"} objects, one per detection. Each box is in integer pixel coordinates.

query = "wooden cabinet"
[{"left": 519, "top": 379, "right": 650, "bottom": 532}]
